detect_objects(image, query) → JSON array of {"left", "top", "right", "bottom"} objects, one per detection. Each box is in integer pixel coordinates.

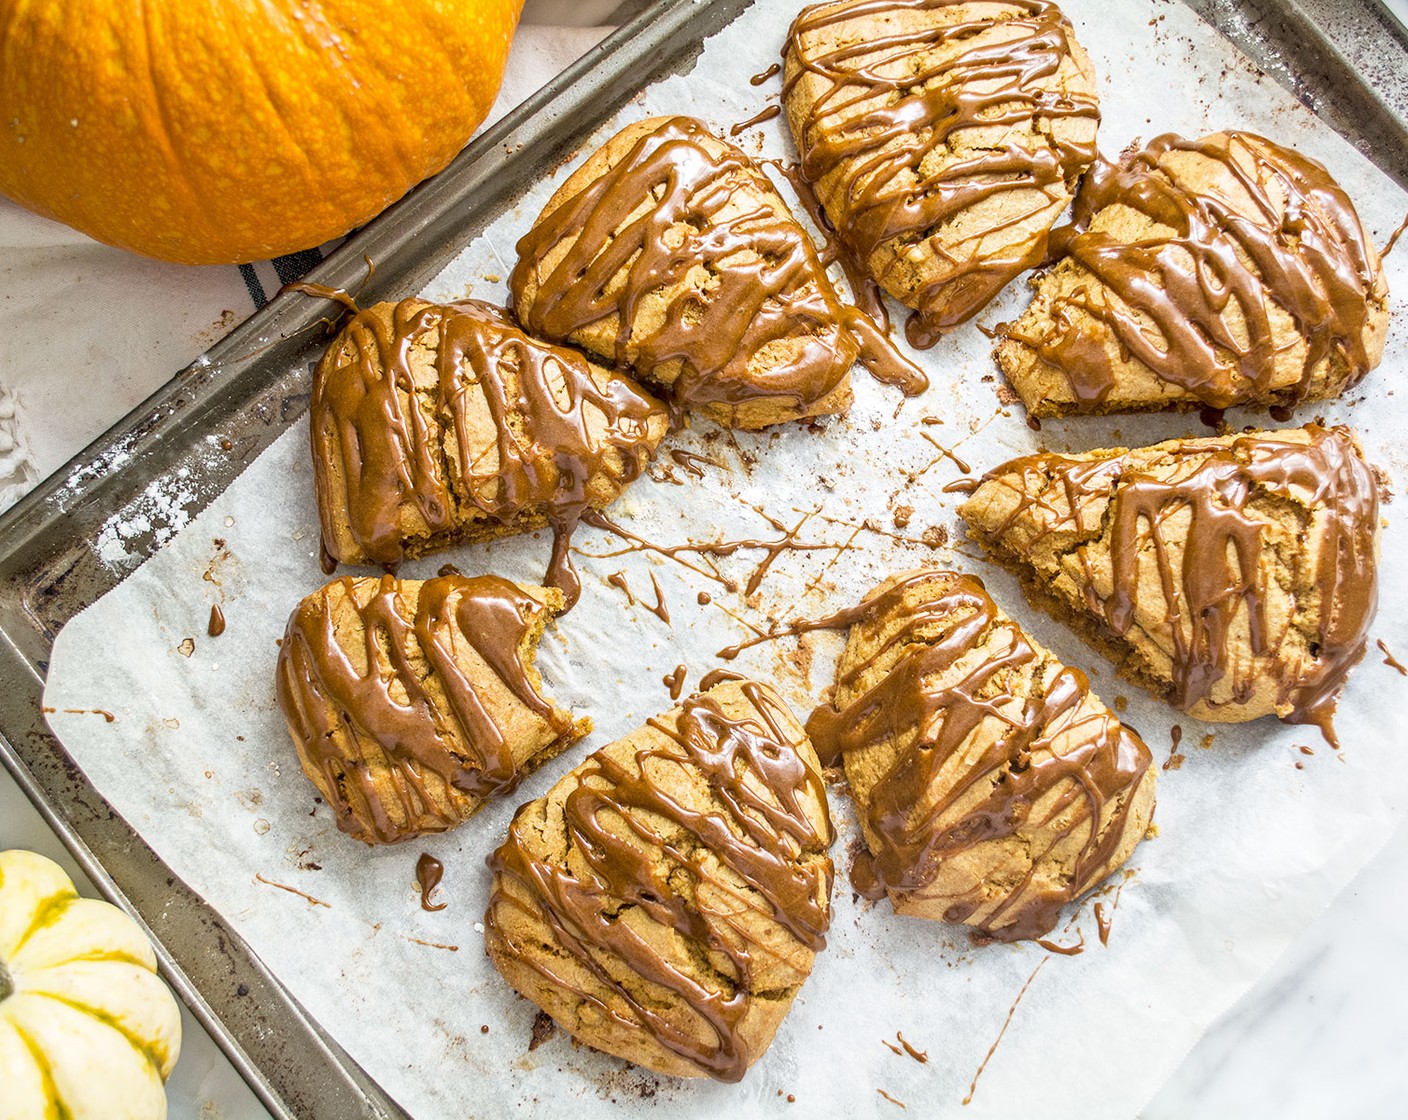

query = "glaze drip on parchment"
[{"left": 416, "top": 853, "right": 447, "bottom": 912}]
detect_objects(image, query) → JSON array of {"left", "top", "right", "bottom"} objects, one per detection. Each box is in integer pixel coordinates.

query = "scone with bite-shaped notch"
[{"left": 276, "top": 573, "right": 588, "bottom": 844}]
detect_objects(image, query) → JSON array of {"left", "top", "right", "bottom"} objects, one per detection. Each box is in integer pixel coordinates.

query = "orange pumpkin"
[{"left": 0, "top": 0, "right": 524, "bottom": 265}]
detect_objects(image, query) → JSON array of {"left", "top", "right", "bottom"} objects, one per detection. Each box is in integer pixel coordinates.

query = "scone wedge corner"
[
  {"left": 275, "top": 573, "right": 588, "bottom": 844},
  {"left": 808, "top": 569, "right": 1154, "bottom": 942},
  {"left": 959, "top": 425, "right": 1379, "bottom": 739},
  {"left": 512, "top": 115, "right": 857, "bottom": 430},
  {"left": 783, "top": 0, "right": 1101, "bottom": 344},
  {"left": 310, "top": 297, "right": 669, "bottom": 597},
  {"left": 485, "top": 676, "right": 834, "bottom": 1081},
  {"left": 998, "top": 131, "right": 1389, "bottom": 416}
]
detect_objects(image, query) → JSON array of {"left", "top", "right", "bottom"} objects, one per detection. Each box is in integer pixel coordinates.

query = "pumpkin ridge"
[
  {"left": 10, "top": 1017, "right": 73, "bottom": 1120},
  {"left": 294, "top": 10, "right": 422, "bottom": 193},
  {"left": 129, "top": 0, "right": 216, "bottom": 251},
  {"left": 27, "top": 989, "right": 171, "bottom": 1078},
  {"left": 9, "top": 891, "right": 78, "bottom": 960},
  {"left": 229, "top": 24, "right": 328, "bottom": 236}
]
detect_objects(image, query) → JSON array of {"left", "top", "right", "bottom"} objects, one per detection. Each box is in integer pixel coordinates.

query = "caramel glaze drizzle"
[
  {"left": 974, "top": 426, "right": 1378, "bottom": 743},
  {"left": 581, "top": 506, "right": 842, "bottom": 600},
  {"left": 416, "top": 853, "right": 447, "bottom": 912},
  {"left": 804, "top": 571, "right": 1152, "bottom": 942},
  {"left": 276, "top": 574, "right": 571, "bottom": 844},
  {"left": 1379, "top": 209, "right": 1408, "bottom": 259},
  {"left": 512, "top": 116, "right": 923, "bottom": 412},
  {"left": 1379, "top": 639, "right": 1408, "bottom": 677},
  {"left": 1021, "top": 132, "right": 1383, "bottom": 409},
  {"left": 783, "top": 0, "right": 1100, "bottom": 345},
  {"left": 730, "top": 104, "right": 782, "bottom": 137},
  {"left": 310, "top": 298, "right": 664, "bottom": 606},
  {"left": 766, "top": 157, "right": 892, "bottom": 332},
  {"left": 664, "top": 664, "right": 688, "bottom": 700},
  {"left": 487, "top": 682, "right": 833, "bottom": 1082}
]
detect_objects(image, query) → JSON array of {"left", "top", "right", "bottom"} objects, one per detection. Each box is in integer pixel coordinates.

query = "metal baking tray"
[{"left": 0, "top": 0, "right": 1404, "bottom": 1116}]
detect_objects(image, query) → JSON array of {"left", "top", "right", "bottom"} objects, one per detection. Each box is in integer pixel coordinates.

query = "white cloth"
[{"left": 0, "top": 24, "right": 611, "bottom": 512}]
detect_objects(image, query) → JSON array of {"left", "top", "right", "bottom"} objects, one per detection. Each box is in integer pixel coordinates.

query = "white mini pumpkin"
[{"left": 0, "top": 849, "right": 181, "bottom": 1120}]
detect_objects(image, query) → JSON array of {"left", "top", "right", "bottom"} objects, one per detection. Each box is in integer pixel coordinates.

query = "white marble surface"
[
  {"left": 4, "top": 1, "right": 1408, "bottom": 1117},
  {"left": 1145, "top": 821, "right": 1408, "bottom": 1118}
]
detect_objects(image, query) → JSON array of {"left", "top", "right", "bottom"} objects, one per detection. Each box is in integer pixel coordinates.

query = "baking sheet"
[{"left": 43, "top": 0, "right": 1408, "bottom": 1116}]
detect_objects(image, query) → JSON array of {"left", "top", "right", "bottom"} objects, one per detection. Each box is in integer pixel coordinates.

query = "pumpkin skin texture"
[
  {"left": 0, "top": 0, "right": 524, "bottom": 265},
  {"left": 0, "top": 849, "right": 181, "bottom": 1120}
]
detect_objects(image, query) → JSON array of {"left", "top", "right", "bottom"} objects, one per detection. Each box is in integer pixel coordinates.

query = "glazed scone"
[
  {"left": 782, "top": 0, "right": 1100, "bottom": 345},
  {"left": 275, "top": 573, "right": 588, "bottom": 844},
  {"left": 310, "top": 298, "right": 669, "bottom": 600},
  {"left": 807, "top": 570, "right": 1154, "bottom": 942},
  {"left": 511, "top": 115, "right": 857, "bottom": 429},
  {"left": 998, "top": 132, "right": 1389, "bottom": 416},
  {"left": 485, "top": 676, "right": 834, "bottom": 1081},
  {"left": 959, "top": 426, "right": 1379, "bottom": 739}
]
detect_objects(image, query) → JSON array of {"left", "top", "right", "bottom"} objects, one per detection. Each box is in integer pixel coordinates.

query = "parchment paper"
[{"left": 44, "top": 1, "right": 1408, "bottom": 1116}]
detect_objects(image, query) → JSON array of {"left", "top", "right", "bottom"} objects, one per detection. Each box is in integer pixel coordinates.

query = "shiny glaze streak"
[
  {"left": 1024, "top": 132, "right": 1384, "bottom": 409},
  {"left": 310, "top": 298, "right": 664, "bottom": 604},
  {"left": 784, "top": 0, "right": 1099, "bottom": 344},
  {"left": 974, "top": 426, "right": 1378, "bottom": 740},
  {"left": 276, "top": 574, "right": 570, "bottom": 844},
  {"left": 487, "top": 683, "right": 833, "bottom": 1081},
  {"left": 416, "top": 853, "right": 447, "bottom": 912},
  {"left": 806, "top": 571, "right": 1151, "bottom": 941},
  {"left": 513, "top": 116, "right": 921, "bottom": 411}
]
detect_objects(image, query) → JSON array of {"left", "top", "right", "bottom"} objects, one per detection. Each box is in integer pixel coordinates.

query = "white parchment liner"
[{"left": 45, "top": 1, "right": 1408, "bottom": 1116}]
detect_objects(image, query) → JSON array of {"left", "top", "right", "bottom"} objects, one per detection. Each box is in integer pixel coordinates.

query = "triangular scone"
[
  {"left": 808, "top": 569, "right": 1154, "bottom": 942},
  {"left": 311, "top": 298, "right": 669, "bottom": 597},
  {"left": 275, "top": 574, "right": 589, "bottom": 845},
  {"left": 959, "top": 426, "right": 1379, "bottom": 737},
  {"left": 782, "top": 0, "right": 1100, "bottom": 344},
  {"left": 511, "top": 115, "right": 856, "bottom": 430},
  {"left": 998, "top": 132, "right": 1389, "bottom": 416},
  {"left": 486, "top": 677, "right": 833, "bottom": 1082}
]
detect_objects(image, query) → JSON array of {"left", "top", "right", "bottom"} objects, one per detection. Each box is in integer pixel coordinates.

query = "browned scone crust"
[
  {"left": 959, "top": 426, "right": 1379, "bottom": 737},
  {"left": 511, "top": 115, "right": 856, "bottom": 430},
  {"left": 998, "top": 131, "right": 1389, "bottom": 416},
  {"left": 807, "top": 570, "right": 1153, "bottom": 942},
  {"left": 275, "top": 574, "right": 588, "bottom": 844},
  {"left": 782, "top": 0, "right": 1100, "bottom": 344},
  {"left": 310, "top": 298, "right": 669, "bottom": 576},
  {"left": 485, "top": 677, "right": 834, "bottom": 1082}
]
